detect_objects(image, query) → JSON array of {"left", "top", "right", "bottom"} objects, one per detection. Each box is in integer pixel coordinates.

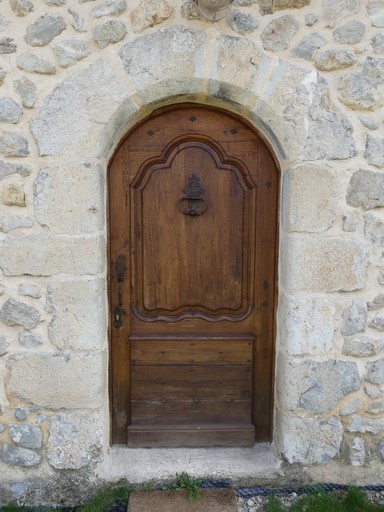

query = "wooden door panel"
[{"left": 109, "top": 105, "right": 278, "bottom": 446}]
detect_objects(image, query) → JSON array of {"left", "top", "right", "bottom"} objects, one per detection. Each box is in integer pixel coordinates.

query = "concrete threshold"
[{"left": 96, "top": 443, "right": 284, "bottom": 485}]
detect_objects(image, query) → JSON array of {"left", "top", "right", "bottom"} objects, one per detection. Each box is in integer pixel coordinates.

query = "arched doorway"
[{"left": 109, "top": 105, "right": 279, "bottom": 447}]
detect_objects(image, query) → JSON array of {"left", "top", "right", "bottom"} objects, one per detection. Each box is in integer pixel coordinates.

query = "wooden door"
[{"left": 109, "top": 106, "right": 278, "bottom": 447}]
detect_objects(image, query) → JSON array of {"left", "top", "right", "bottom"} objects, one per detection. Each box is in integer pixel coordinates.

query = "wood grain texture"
[{"left": 109, "top": 105, "right": 279, "bottom": 446}]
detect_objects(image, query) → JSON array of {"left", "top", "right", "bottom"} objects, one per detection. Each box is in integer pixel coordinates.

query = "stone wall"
[{"left": 0, "top": 0, "right": 384, "bottom": 505}]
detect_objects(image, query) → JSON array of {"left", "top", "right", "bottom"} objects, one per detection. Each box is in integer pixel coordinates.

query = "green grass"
[
  {"left": 174, "top": 472, "right": 202, "bottom": 502},
  {"left": 266, "top": 487, "right": 384, "bottom": 512}
]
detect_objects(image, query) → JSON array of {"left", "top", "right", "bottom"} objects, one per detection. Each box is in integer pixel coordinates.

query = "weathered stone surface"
[
  {"left": 365, "top": 135, "right": 384, "bottom": 168},
  {"left": 210, "top": 36, "right": 269, "bottom": 104},
  {"left": 91, "top": 0, "right": 126, "bottom": 18},
  {"left": 46, "top": 0, "right": 66, "bottom": 5},
  {"left": 0, "top": 131, "right": 29, "bottom": 157},
  {"left": 0, "top": 66, "right": 5, "bottom": 85},
  {"left": 0, "top": 298, "right": 40, "bottom": 329},
  {"left": 279, "top": 294, "right": 335, "bottom": 356},
  {"left": 227, "top": 10, "right": 258, "bottom": 34},
  {"left": 53, "top": 40, "right": 91, "bottom": 68},
  {"left": 181, "top": 0, "right": 202, "bottom": 19},
  {"left": 370, "top": 315, "right": 384, "bottom": 331},
  {"left": 365, "top": 383, "right": 382, "bottom": 399},
  {"left": 367, "top": 400, "right": 384, "bottom": 414},
  {"left": 364, "top": 213, "right": 384, "bottom": 246},
  {"left": 372, "top": 32, "right": 384, "bottom": 54},
  {"left": 368, "top": 294, "right": 384, "bottom": 310},
  {"left": 257, "top": 62, "right": 356, "bottom": 160},
  {"left": 349, "top": 437, "right": 365, "bottom": 466},
  {"left": 17, "top": 53, "right": 56, "bottom": 74},
  {"left": 68, "top": 9, "right": 87, "bottom": 32},
  {"left": 368, "top": 0, "right": 384, "bottom": 27},
  {"left": 333, "top": 20, "right": 365, "bottom": 44},
  {"left": 234, "top": 0, "right": 257, "bottom": 4},
  {"left": 14, "top": 78, "right": 37, "bottom": 108},
  {"left": 283, "top": 165, "right": 336, "bottom": 232},
  {"left": 46, "top": 279, "right": 105, "bottom": 351},
  {"left": 92, "top": 20, "right": 126, "bottom": 48},
  {"left": 349, "top": 415, "right": 384, "bottom": 434},
  {"left": 261, "top": 15, "right": 299, "bottom": 52},
  {"left": 2, "top": 185, "right": 25, "bottom": 206},
  {"left": 323, "top": 0, "right": 360, "bottom": 28},
  {"left": 34, "top": 164, "right": 103, "bottom": 233},
  {"left": 26, "top": 15, "right": 66, "bottom": 47},
  {"left": 338, "top": 57, "right": 384, "bottom": 111},
  {"left": 9, "top": 424, "right": 42, "bottom": 449},
  {"left": 6, "top": 353, "right": 105, "bottom": 409},
  {"left": 305, "top": 12, "right": 318, "bottom": 26},
  {"left": 379, "top": 441, "right": 384, "bottom": 460},
  {"left": 0, "top": 235, "right": 105, "bottom": 276},
  {"left": 341, "top": 300, "right": 367, "bottom": 336},
  {"left": 347, "top": 169, "right": 384, "bottom": 210},
  {"left": 258, "top": 0, "right": 309, "bottom": 15},
  {"left": 120, "top": 27, "right": 206, "bottom": 102},
  {"left": 366, "top": 358, "right": 384, "bottom": 384},
  {"left": 343, "top": 337, "right": 383, "bottom": 357},
  {"left": 0, "top": 444, "right": 41, "bottom": 467},
  {"left": 10, "top": 0, "right": 33, "bottom": 16},
  {"left": 18, "top": 283, "right": 41, "bottom": 299},
  {"left": 0, "top": 37, "right": 16, "bottom": 54},
  {"left": 314, "top": 48, "right": 357, "bottom": 71},
  {"left": 47, "top": 412, "right": 103, "bottom": 469},
  {"left": 292, "top": 32, "right": 326, "bottom": 61},
  {"left": 0, "top": 15, "right": 8, "bottom": 32},
  {"left": 342, "top": 213, "right": 357, "bottom": 232},
  {"left": 281, "top": 238, "right": 368, "bottom": 292},
  {"left": 0, "top": 213, "right": 33, "bottom": 232},
  {"left": 32, "top": 60, "right": 134, "bottom": 158},
  {"left": 0, "top": 337, "right": 9, "bottom": 356},
  {"left": 359, "top": 115, "right": 379, "bottom": 130},
  {"left": 131, "top": 0, "right": 171, "bottom": 33},
  {"left": 277, "top": 355, "right": 360, "bottom": 413},
  {"left": 340, "top": 398, "right": 361, "bottom": 416},
  {"left": 14, "top": 408, "right": 30, "bottom": 420},
  {"left": 19, "top": 331, "right": 42, "bottom": 348},
  {"left": 0, "top": 98, "right": 23, "bottom": 124},
  {"left": 276, "top": 411, "right": 343, "bottom": 464},
  {"left": 0, "top": 160, "right": 31, "bottom": 181}
]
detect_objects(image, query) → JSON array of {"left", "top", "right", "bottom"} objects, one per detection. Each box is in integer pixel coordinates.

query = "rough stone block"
[
  {"left": 364, "top": 212, "right": 384, "bottom": 246},
  {"left": 227, "top": 10, "right": 258, "bottom": 34},
  {"left": 31, "top": 60, "right": 134, "bottom": 158},
  {"left": 10, "top": 0, "right": 33, "bottom": 16},
  {"left": 338, "top": 57, "right": 384, "bottom": 111},
  {"left": 372, "top": 32, "right": 384, "bottom": 54},
  {"left": 349, "top": 437, "right": 365, "bottom": 466},
  {"left": 277, "top": 354, "right": 360, "bottom": 413},
  {"left": 17, "top": 53, "right": 56, "bottom": 74},
  {"left": 292, "top": 32, "right": 326, "bottom": 61},
  {"left": 333, "top": 20, "right": 365, "bottom": 44},
  {"left": 313, "top": 48, "right": 357, "bottom": 71},
  {"left": 131, "top": 0, "right": 172, "bottom": 33},
  {"left": 341, "top": 300, "right": 367, "bottom": 336},
  {"left": 365, "top": 135, "right": 384, "bottom": 168},
  {"left": 2, "top": 184, "right": 26, "bottom": 205},
  {"left": 14, "top": 78, "right": 37, "bottom": 109},
  {"left": 0, "top": 444, "right": 41, "bottom": 467},
  {"left": 68, "top": 8, "right": 87, "bottom": 32},
  {"left": 347, "top": 169, "right": 384, "bottom": 210},
  {"left": 92, "top": 20, "right": 127, "bottom": 48},
  {"left": 26, "top": 15, "right": 66, "bottom": 47},
  {"left": 261, "top": 15, "right": 299, "bottom": 52},
  {"left": 257, "top": 62, "right": 356, "bottom": 161},
  {"left": 19, "top": 332, "right": 42, "bottom": 349},
  {"left": 0, "top": 98, "right": 23, "bottom": 124},
  {"left": 279, "top": 293, "right": 335, "bottom": 356},
  {"left": 0, "top": 132, "right": 29, "bottom": 157},
  {"left": 53, "top": 40, "right": 91, "bottom": 68},
  {"left": 33, "top": 164, "right": 104, "bottom": 234},
  {"left": 342, "top": 337, "right": 383, "bottom": 357},
  {"left": 258, "top": 0, "right": 310, "bottom": 15},
  {"left": 91, "top": 0, "right": 126, "bottom": 18},
  {"left": 323, "top": 0, "right": 360, "bottom": 27},
  {"left": 368, "top": 0, "right": 384, "bottom": 27},
  {"left": 275, "top": 410, "right": 343, "bottom": 464},
  {"left": 6, "top": 353, "right": 105, "bottom": 409},
  {"left": 283, "top": 165, "right": 336, "bottom": 233},
  {"left": 366, "top": 401, "right": 384, "bottom": 414},
  {"left": 9, "top": 424, "right": 43, "bottom": 449},
  {"left": 209, "top": 35, "right": 269, "bottom": 105},
  {"left": 281, "top": 237, "right": 369, "bottom": 292},
  {"left": 0, "top": 298, "right": 40, "bottom": 329},
  {"left": 349, "top": 415, "right": 384, "bottom": 434},
  {"left": 0, "top": 214, "right": 33, "bottom": 232},
  {"left": 18, "top": 283, "right": 41, "bottom": 299},
  {"left": 366, "top": 358, "right": 384, "bottom": 384},
  {"left": 47, "top": 412, "right": 103, "bottom": 469},
  {"left": 365, "top": 384, "right": 382, "bottom": 398},
  {"left": 0, "top": 337, "right": 9, "bottom": 356},
  {"left": 46, "top": 278, "right": 105, "bottom": 351},
  {"left": 370, "top": 314, "right": 384, "bottom": 331},
  {"left": 14, "top": 408, "right": 30, "bottom": 421},
  {"left": 0, "top": 37, "right": 16, "bottom": 54},
  {"left": 120, "top": 27, "right": 206, "bottom": 103},
  {"left": 0, "top": 234, "right": 105, "bottom": 276},
  {"left": 368, "top": 294, "right": 384, "bottom": 310},
  {"left": 340, "top": 398, "right": 361, "bottom": 416},
  {"left": 0, "top": 161, "right": 31, "bottom": 181}
]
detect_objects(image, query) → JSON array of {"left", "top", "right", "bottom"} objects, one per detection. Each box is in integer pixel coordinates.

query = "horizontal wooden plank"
[
  {"left": 127, "top": 424, "right": 255, "bottom": 447},
  {"left": 131, "top": 338, "right": 253, "bottom": 365},
  {"left": 131, "top": 399, "right": 252, "bottom": 425},
  {"left": 131, "top": 365, "right": 252, "bottom": 400}
]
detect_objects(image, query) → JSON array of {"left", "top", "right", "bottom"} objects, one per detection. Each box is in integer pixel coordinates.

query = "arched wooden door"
[{"left": 109, "top": 105, "right": 278, "bottom": 447}]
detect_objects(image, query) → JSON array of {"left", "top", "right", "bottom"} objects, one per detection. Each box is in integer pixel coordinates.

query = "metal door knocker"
[{"left": 178, "top": 174, "right": 208, "bottom": 217}]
